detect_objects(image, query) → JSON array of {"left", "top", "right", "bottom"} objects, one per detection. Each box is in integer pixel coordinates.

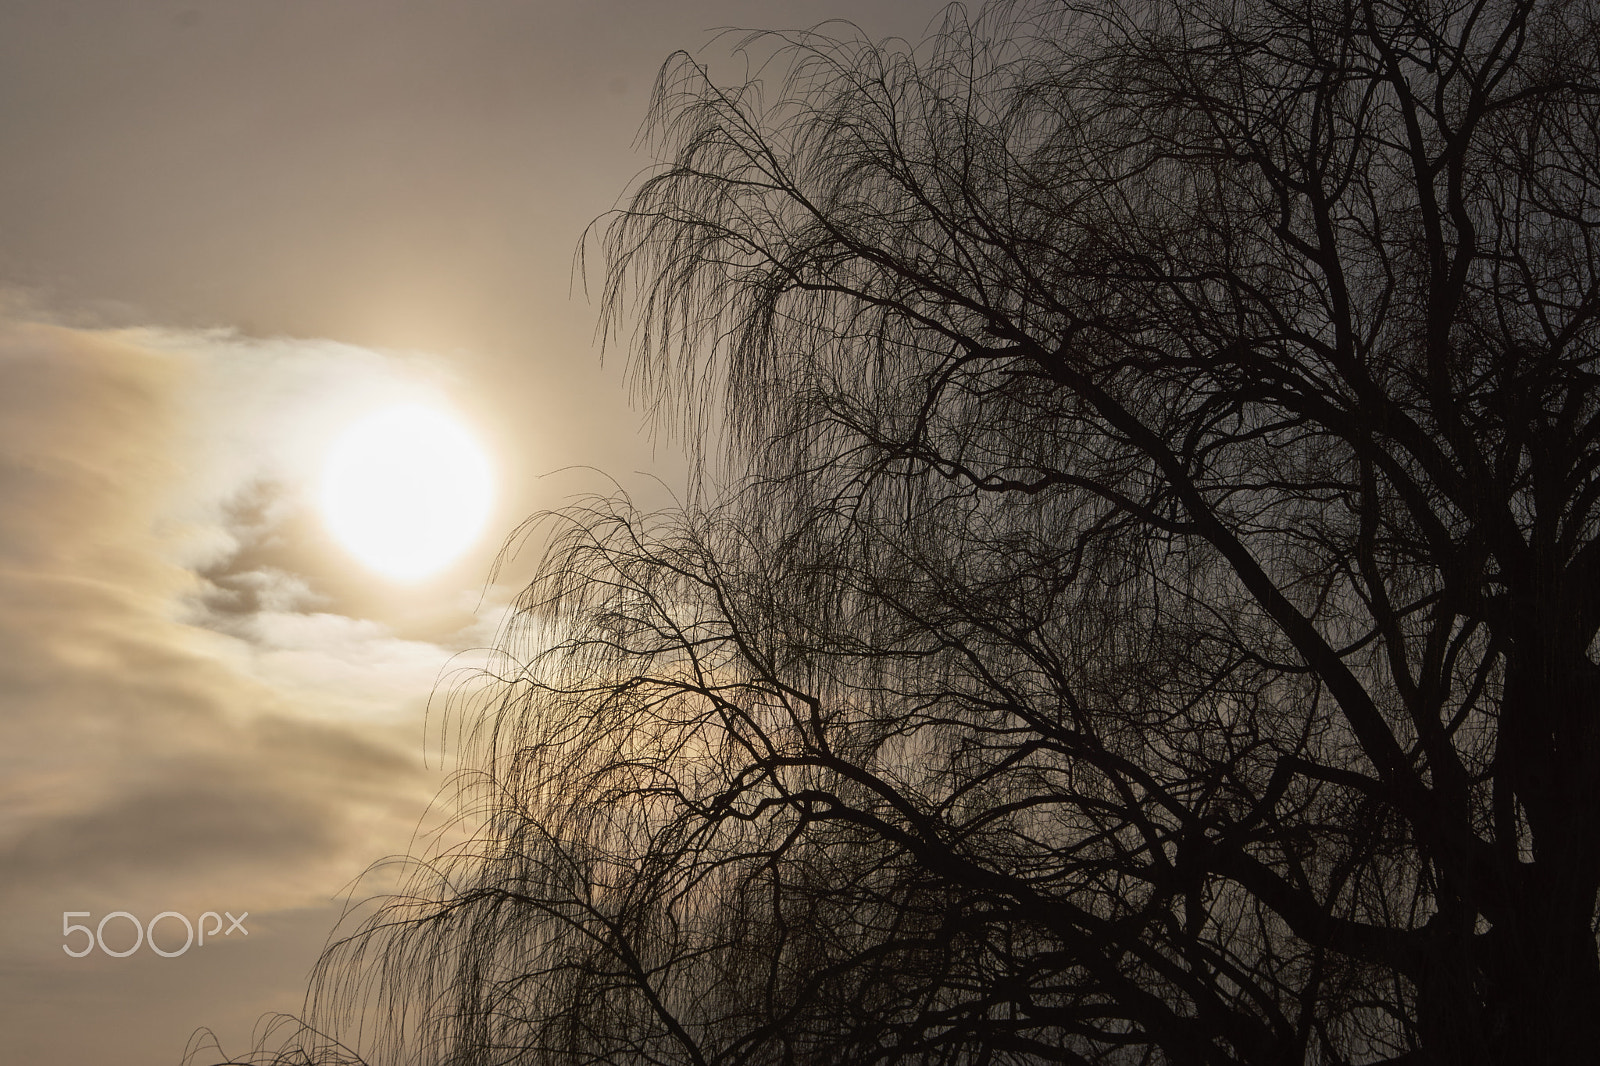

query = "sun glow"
[{"left": 318, "top": 403, "right": 494, "bottom": 581}]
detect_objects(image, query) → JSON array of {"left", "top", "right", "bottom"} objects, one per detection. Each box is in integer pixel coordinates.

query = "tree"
[{"left": 245, "top": 1, "right": 1600, "bottom": 1063}]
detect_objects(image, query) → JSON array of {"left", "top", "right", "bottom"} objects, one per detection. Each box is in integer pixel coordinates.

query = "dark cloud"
[{"left": 0, "top": 717, "right": 421, "bottom": 898}]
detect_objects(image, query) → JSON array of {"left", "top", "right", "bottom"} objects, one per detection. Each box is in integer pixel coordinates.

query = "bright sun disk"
[{"left": 318, "top": 403, "right": 494, "bottom": 580}]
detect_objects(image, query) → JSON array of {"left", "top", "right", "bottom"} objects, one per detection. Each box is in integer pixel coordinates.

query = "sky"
[{"left": 0, "top": 3, "right": 947, "bottom": 1064}]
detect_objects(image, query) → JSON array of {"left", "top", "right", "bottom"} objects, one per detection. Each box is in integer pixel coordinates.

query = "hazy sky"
[{"left": 0, "top": 3, "right": 947, "bottom": 1063}]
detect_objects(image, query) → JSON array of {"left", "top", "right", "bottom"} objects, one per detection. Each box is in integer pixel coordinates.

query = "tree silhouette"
[{"left": 236, "top": 1, "right": 1600, "bottom": 1063}]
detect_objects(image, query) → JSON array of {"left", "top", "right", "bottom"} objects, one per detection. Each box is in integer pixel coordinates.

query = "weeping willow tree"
[{"left": 232, "top": 0, "right": 1600, "bottom": 1063}]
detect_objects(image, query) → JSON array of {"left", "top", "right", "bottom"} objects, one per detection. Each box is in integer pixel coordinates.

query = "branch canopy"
[{"left": 247, "top": 2, "right": 1600, "bottom": 1065}]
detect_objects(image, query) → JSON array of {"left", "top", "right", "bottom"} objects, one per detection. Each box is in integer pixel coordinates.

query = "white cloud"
[{"left": 134, "top": 326, "right": 469, "bottom": 570}]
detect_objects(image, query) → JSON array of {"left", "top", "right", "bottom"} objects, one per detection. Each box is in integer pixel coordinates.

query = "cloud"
[
  {"left": 0, "top": 313, "right": 538, "bottom": 1066},
  {"left": 0, "top": 317, "right": 493, "bottom": 918}
]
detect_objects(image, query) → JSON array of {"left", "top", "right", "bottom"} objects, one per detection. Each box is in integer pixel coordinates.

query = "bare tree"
[{"left": 236, "top": 1, "right": 1600, "bottom": 1063}]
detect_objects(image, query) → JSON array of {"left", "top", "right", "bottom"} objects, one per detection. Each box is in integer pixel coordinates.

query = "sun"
[{"left": 317, "top": 403, "right": 495, "bottom": 581}]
